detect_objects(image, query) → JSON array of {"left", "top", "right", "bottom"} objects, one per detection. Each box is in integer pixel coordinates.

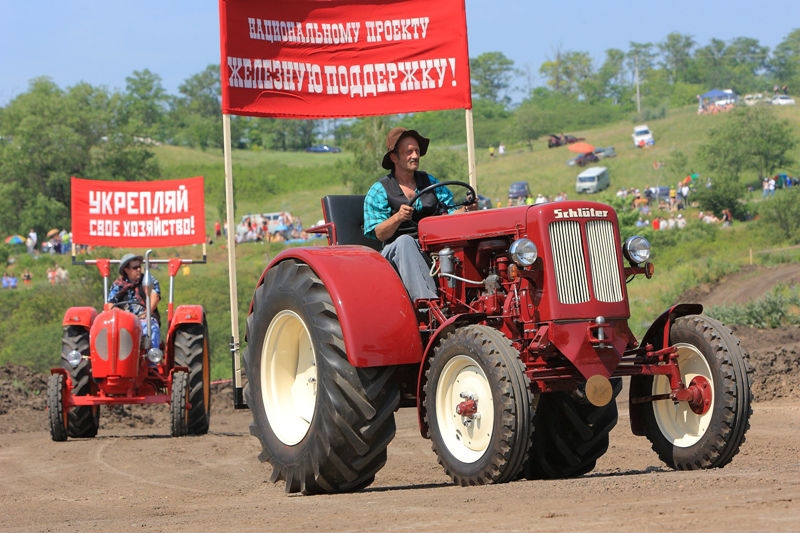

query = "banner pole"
[
  {"left": 465, "top": 108, "right": 477, "bottom": 192},
  {"left": 222, "top": 114, "right": 245, "bottom": 408}
]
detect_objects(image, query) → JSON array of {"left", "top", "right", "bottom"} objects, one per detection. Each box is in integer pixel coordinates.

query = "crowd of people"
[{"left": 234, "top": 212, "right": 312, "bottom": 244}]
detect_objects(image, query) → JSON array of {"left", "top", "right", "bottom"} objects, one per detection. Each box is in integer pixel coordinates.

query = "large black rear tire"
[
  {"left": 424, "top": 325, "right": 533, "bottom": 485},
  {"left": 244, "top": 260, "right": 400, "bottom": 494},
  {"left": 630, "top": 315, "right": 753, "bottom": 469},
  {"left": 173, "top": 320, "right": 211, "bottom": 435},
  {"left": 47, "top": 373, "right": 68, "bottom": 442},
  {"left": 62, "top": 326, "right": 99, "bottom": 438},
  {"left": 523, "top": 378, "right": 622, "bottom": 479}
]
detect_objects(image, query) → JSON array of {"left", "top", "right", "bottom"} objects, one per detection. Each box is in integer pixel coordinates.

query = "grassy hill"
[{"left": 3, "top": 103, "right": 800, "bottom": 382}]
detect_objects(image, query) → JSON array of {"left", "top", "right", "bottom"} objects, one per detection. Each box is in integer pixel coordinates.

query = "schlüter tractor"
[
  {"left": 240, "top": 181, "right": 753, "bottom": 494},
  {"left": 47, "top": 250, "right": 211, "bottom": 440}
]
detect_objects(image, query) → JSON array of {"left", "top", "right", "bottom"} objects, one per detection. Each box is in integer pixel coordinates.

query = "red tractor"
[
  {"left": 240, "top": 182, "right": 752, "bottom": 494},
  {"left": 47, "top": 250, "right": 211, "bottom": 440}
]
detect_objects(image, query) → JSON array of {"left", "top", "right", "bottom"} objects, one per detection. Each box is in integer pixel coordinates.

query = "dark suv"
[{"left": 507, "top": 181, "right": 531, "bottom": 205}]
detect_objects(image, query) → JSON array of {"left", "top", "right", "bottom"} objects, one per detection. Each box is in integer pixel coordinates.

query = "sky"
[{"left": 1, "top": 1, "right": 798, "bottom": 107}]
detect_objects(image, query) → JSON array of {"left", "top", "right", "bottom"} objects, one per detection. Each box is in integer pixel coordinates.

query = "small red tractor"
[
  {"left": 239, "top": 181, "right": 752, "bottom": 494},
  {"left": 48, "top": 250, "right": 211, "bottom": 440}
]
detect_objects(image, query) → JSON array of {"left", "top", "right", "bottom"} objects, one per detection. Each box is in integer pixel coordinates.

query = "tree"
[
  {"left": 756, "top": 187, "right": 800, "bottom": 242},
  {"left": 168, "top": 65, "right": 223, "bottom": 150},
  {"left": 470, "top": 52, "right": 516, "bottom": 106},
  {"left": 336, "top": 116, "right": 395, "bottom": 194},
  {"left": 769, "top": 29, "right": 800, "bottom": 92},
  {"left": 539, "top": 50, "right": 594, "bottom": 97},
  {"left": 0, "top": 77, "right": 161, "bottom": 236},
  {"left": 596, "top": 48, "right": 632, "bottom": 106},
  {"left": 120, "top": 69, "right": 169, "bottom": 141},
  {"left": 658, "top": 32, "right": 697, "bottom": 84},
  {"left": 696, "top": 106, "right": 796, "bottom": 217}
]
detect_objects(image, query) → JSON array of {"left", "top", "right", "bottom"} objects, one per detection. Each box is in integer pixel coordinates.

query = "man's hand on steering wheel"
[{"left": 408, "top": 180, "right": 477, "bottom": 213}]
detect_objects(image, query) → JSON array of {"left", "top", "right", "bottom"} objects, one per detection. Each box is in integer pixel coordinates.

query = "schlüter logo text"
[{"left": 553, "top": 207, "right": 609, "bottom": 219}]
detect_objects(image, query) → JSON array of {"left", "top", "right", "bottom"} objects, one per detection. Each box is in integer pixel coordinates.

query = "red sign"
[
  {"left": 71, "top": 177, "right": 206, "bottom": 247},
  {"left": 219, "top": 0, "right": 471, "bottom": 118}
]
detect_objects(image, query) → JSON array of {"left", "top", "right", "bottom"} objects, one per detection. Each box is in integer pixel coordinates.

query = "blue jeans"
[
  {"left": 140, "top": 317, "right": 161, "bottom": 349},
  {"left": 381, "top": 234, "right": 437, "bottom": 301}
]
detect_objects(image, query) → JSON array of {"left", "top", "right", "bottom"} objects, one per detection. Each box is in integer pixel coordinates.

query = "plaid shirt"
[{"left": 363, "top": 173, "right": 454, "bottom": 240}]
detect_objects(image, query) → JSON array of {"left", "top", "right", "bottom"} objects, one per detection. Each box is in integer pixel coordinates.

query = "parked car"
[
  {"left": 507, "top": 181, "right": 531, "bottom": 205},
  {"left": 305, "top": 144, "right": 342, "bottom": 153},
  {"left": 771, "top": 95, "right": 796, "bottom": 106},
  {"left": 476, "top": 194, "right": 493, "bottom": 210},
  {"left": 632, "top": 125, "right": 654, "bottom": 147},
  {"left": 744, "top": 93, "right": 766, "bottom": 106},
  {"left": 567, "top": 151, "right": 600, "bottom": 167},
  {"left": 593, "top": 146, "right": 616, "bottom": 159},
  {"left": 575, "top": 166, "right": 610, "bottom": 194},
  {"left": 645, "top": 186, "right": 671, "bottom": 203}
]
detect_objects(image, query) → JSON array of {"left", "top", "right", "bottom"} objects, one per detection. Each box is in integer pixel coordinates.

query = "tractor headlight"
[
  {"left": 147, "top": 347, "right": 164, "bottom": 364},
  {"left": 509, "top": 238, "right": 538, "bottom": 266},
  {"left": 623, "top": 235, "right": 651, "bottom": 264},
  {"left": 65, "top": 349, "right": 83, "bottom": 368}
]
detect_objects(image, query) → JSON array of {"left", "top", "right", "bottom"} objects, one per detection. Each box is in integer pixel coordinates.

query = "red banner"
[
  {"left": 219, "top": 0, "right": 471, "bottom": 118},
  {"left": 71, "top": 177, "right": 206, "bottom": 247}
]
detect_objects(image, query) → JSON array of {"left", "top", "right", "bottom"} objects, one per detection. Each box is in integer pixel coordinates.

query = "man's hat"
[
  {"left": 381, "top": 127, "right": 430, "bottom": 170},
  {"left": 119, "top": 253, "right": 143, "bottom": 275}
]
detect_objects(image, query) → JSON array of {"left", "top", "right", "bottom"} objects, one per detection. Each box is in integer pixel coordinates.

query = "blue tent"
[{"left": 701, "top": 89, "right": 729, "bottom": 100}]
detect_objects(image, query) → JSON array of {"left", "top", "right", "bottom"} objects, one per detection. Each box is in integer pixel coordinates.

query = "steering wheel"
[
  {"left": 110, "top": 299, "right": 144, "bottom": 315},
  {"left": 408, "top": 180, "right": 477, "bottom": 213}
]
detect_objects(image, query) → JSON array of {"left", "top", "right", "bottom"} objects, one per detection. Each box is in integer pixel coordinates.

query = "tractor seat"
[{"left": 319, "top": 195, "right": 382, "bottom": 251}]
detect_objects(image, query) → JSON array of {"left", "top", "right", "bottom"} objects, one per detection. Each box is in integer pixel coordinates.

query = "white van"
[{"left": 575, "top": 166, "right": 610, "bottom": 194}]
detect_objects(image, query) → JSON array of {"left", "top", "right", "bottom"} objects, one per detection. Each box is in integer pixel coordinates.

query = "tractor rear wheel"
[
  {"left": 424, "top": 325, "right": 533, "bottom": 485},
  {"left": 170, "top": 371, "right": 190, "bottom": 437},
  {"left": 630, "top": 315, "right": 753, "bottom": 469},
  {"left": 244, "top": 260, "right": 400, "bottom": 494},
  {"left": 173, "top": 320, "right": 211, "bottom": 435},
  {"left": 62, "top": 326, "right": 99, "bottom": 438},
  {"left": 523, "top": 378, "right": 622, "bottom": 479},
  {"left": 47, "top": 373, "right": 68, "bottom": 442}
]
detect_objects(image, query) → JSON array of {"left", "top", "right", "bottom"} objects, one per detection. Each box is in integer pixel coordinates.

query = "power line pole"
[{"left": 635, "top": 55, "right": 641, "bottom": 114}]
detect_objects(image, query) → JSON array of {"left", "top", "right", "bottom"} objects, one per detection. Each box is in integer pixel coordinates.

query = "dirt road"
[
  {"left": 1, "top": 394, "right": 799, "bottom": 532},
  {"left": 2, "top": 265, "right": 800, "bottom": 532}
]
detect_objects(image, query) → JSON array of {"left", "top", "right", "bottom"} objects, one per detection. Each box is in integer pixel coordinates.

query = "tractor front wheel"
[
  {"left": 62, "top": 326, "right": 99, "bottom": 438},
  {"left": 424, "top": 325, "right": 533, "bottom": 485},
  {"left": 170, "top": 371, "right": 190, "bottom": 437},
  {"left": 47, "top": 373, "right": 68, "bottom": 442},
  {"left": 173, "top": 320, "right": 211, "bottom": 435},
  {"left": 244, "top": 260, "right": 400, "bottom": 494},
  {"left": 630, "top": 315, "right": 753, "bottom": 469}
]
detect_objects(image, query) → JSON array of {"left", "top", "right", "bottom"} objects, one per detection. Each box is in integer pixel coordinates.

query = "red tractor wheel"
[
  {"left": 245, "top": 259, "right": 400, "bottom": 494},
  {"left": 424, "top": 325, "right": 533, "bottom": 485},
  {"left": 173, "top": 320, "right": 210, "bottom": 435},
  {"left": 170, "top": 371, "right": 190, "bottom": 437},
  {"left": 62, "top": 326, "right": 99, "bottom": 438},
  {"left": 47, "top": 373, "right": 68, "bottom": 442},
  {"left": 630, "top": 315, "right": 753, "bottom": 469}
]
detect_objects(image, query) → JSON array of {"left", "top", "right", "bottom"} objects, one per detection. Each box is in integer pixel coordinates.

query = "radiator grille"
[{"left": 549, "top": 219, "right": 623, "bottom": 304}]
